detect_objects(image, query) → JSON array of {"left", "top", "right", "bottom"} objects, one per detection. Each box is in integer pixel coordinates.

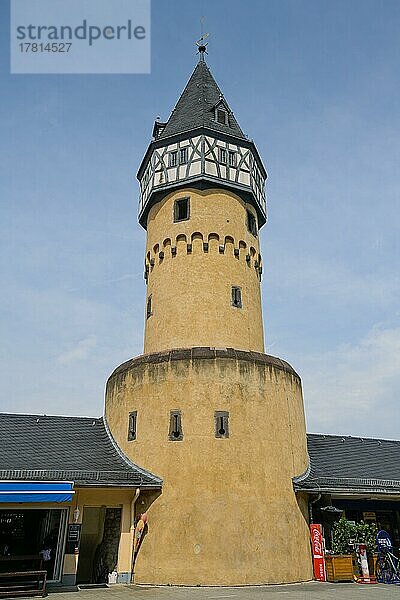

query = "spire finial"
[{"left": 196, "top": 17, "right": 209, "bottom": 61}]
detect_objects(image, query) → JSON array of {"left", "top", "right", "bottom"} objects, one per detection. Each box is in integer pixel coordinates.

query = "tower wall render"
[
  {"left": 105, "top": 54, "right": 313, "bottom": 585},
  {"left": 144, "top": 188, "right": 264, "bottom": 354},
  {"left": 105, "top": 349, "right": 312, "bottom": 585}
]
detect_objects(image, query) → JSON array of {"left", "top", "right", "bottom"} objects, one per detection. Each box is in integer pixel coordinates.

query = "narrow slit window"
[
  {"left": 179, "top": 147, "right": 188, "bottom": 164},
  {"left": 146, "top": 295, "right": 152, "bottom": 319},
  {"left": 128, "top": 411, "right": 137, "bottom": 441},
  {"left": 169, "top": 410, "right": 183, "bottom": 441},
  {"left": 228, "top": 151, "right": 237, "bottom": 167},
  {"left": 219, "top": 148, "right": 227, "bottom": 164},
  {"left": 174, "top": 197, "right": 190, "bottom": 222},
  {"left": 215, "top": 411, "right": 229, "bottom": 438},
  {"left": 231, "top": 286, "right": 242, "bottom": 308},
  {"left": 216, "top": 109, "right": 228, "bottom": 125},
  {"left": 247, "top": 210, "right": 257, "bottom": 237},
  {"left": 169, "top": 151, "right": 177, "bottom": 167}
]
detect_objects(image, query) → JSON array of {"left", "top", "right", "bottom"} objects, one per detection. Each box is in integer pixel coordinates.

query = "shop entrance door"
[
  {"left": 76, "top": 507, "right": 105, "bottom": 584},
  {"left": 0, "top": 509, "right": 67, "bottom": 581},
  {"left": 76, "top": 507, "right": 122, "bottom": 584}
]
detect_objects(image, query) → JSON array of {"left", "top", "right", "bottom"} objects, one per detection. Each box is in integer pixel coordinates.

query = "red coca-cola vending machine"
[{"left": 310, "top": 524, "right": 326, "bottom": 581}]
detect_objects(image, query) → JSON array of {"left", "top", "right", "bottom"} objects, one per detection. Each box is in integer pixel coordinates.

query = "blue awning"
[{"left": 0, "top": 481, "right": 74, "bottom": 503}]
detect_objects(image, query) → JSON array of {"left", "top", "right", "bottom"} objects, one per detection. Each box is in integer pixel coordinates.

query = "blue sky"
[{"left": 1, "top": 0, "right": 399, "bottom": 438}]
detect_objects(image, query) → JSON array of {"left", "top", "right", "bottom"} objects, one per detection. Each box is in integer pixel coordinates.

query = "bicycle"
[{"left": 376, "top": 530, "right": 400, "bottom": 584}]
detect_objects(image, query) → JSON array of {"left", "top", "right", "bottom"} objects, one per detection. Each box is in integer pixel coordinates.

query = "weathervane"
[{"left": 196, "top": 16, "right": 209, "bottom": 60}]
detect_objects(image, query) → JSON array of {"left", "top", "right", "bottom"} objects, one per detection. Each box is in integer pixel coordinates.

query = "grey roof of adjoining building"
[
  {"left": 0, "top": 413, "right": 162, "bottom": 488},
  {"left": 158, "top": 59, "right": 247, "bottom": 141},
  {"left": 294, "top": 433, "right": 400, "bottom": 494}
]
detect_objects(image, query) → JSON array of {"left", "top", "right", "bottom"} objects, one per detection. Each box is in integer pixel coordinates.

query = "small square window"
[
  {"left": 217, "top": 109, "right": 228, "bottom": 125},
  {"left": 228, "top": 151, "right": 236, "bottom": 167},
  {"left": 231, "top": 286, "right": 242, "bottom": 308},
  {"left": 219, "top": 148, "right": 227, "bottom": 164},
  {"left": 174, "top": 197, "right": 190, "bottom": 222},
  {"left": 169, "top": 151, "right": 177, "bottom": 167},
  {"left": 179, "top": 147, "right": 188, "bottom": 164},
  {"left": 247, "top": 210, "right": 257, "bottom": 237},
  {"left": 169, "top": 410, "right": 183, "bottom": 441},
  {"left": 215, "top": 411, "right": 229, "bottom": 438},
  {"left": 128, "top": 411, "right": 137, "bottom": 441},
  {"left": 146, "top": 295, "right": 152, "bottom": 319}
]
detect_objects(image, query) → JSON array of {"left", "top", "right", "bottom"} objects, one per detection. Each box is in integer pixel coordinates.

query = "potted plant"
[
  {"left": 325, "top": 517, "right": 355, "bottom": 582},
  {"left": 354, "top": 521, "right": 378, "bottom": 577}
]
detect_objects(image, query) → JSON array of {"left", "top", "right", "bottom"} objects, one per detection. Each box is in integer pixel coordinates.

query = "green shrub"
[
  {"left": 332, "top": 516, "right": 356, "bottom": 554},
  {"left": 332, "top": 517, "right": 378, "bottom": 555},
  {"left": 354, "top": 521, "right": 378, "bottom": 555}
]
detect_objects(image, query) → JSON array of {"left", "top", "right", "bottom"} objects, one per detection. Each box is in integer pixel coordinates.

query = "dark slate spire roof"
[
  {"left": 294, "top": 433, "right": 400, "bottom": 494},
  {"left": 158, "top": 58, "right": 246, "bottom": 140},
  {"left": 0, "top": 413, "right": 162, "bottom": 488}
]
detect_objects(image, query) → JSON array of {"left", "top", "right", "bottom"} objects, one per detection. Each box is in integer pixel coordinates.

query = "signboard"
[
  {"left": 310, "top": 524, "right": 326, "bottom": 582},
  {"left": 67, "top": 523, "right": 81, "bottom": 543},
  {"left": 65, "top": 523, "right": 81, "bottom": 555},
  {"left": 363, "top": 511, "right": 376, "bottom": 523},
  {"left": 358, "top": 543, "right": 370, "bottom": 580}
]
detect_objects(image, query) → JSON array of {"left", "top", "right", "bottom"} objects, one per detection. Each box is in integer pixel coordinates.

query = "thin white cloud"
[
  {"left": 0, "top": 281, "right": 144, "bottom": 416},
  {"left": 301, "top": 325, "right": 400, "bottom": 439},
  {"left": 268, "top": 253, "right": 399, "bottom": 308},
  {"left": 57, "top": 335, "right": 97, "bottom": 365},
  {"left": 66, "top": 273, "right": 140, "bottom": 293}
]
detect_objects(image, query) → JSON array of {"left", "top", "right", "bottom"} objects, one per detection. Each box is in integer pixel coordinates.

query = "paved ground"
[{"left": 43, "top": 582, "right": 400, "bottom": 600}]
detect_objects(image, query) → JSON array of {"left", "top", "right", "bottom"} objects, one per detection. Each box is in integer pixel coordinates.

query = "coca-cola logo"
[{"left": 311, "top": 526, "right": 323, "bottom": 555}]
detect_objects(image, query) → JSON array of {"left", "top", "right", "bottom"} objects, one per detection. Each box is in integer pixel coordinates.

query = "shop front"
[
  {"left": 294, "top": 432, "right": 400, "bottom": 577},
  {"left": 0, "top": 413, "right": 162, "bottom": 588},
  {"left": 0, "top": 507, "right": 68, "bottom": 581},
  {"left": 67, "top": 486, "right": 149, "bottom": 586},
  {"left": 315, "top": 497, "right": 400, "bottom": 551},
  {"left": 0, "top": 484, "right": 160, "bottom": 587},
  {"left": 0, "top": 481, "right": 73, "bottom": 582},
  {"left": 335, "top": 500, "right": 400, "bottom": 545}
]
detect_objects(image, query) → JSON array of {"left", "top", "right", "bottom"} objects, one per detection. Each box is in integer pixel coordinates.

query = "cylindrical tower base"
[{"left": 105, "top": 348, "right": 312, "bottom": 585}]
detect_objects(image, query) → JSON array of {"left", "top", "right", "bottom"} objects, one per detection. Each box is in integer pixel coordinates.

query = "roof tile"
[
  {"left": 159, "top": 60, "right": 246, "bottom": 140},
  {"left": 0, "top": 413, "right": 161, "bottom": 487},
  {"left": 294, "top": 433, "right": 400, "bottom": 493}
]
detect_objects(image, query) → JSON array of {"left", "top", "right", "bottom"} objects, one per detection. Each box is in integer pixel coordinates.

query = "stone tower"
[{"left": 105, "top": 50, "right": 312, "bottom": 585}]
